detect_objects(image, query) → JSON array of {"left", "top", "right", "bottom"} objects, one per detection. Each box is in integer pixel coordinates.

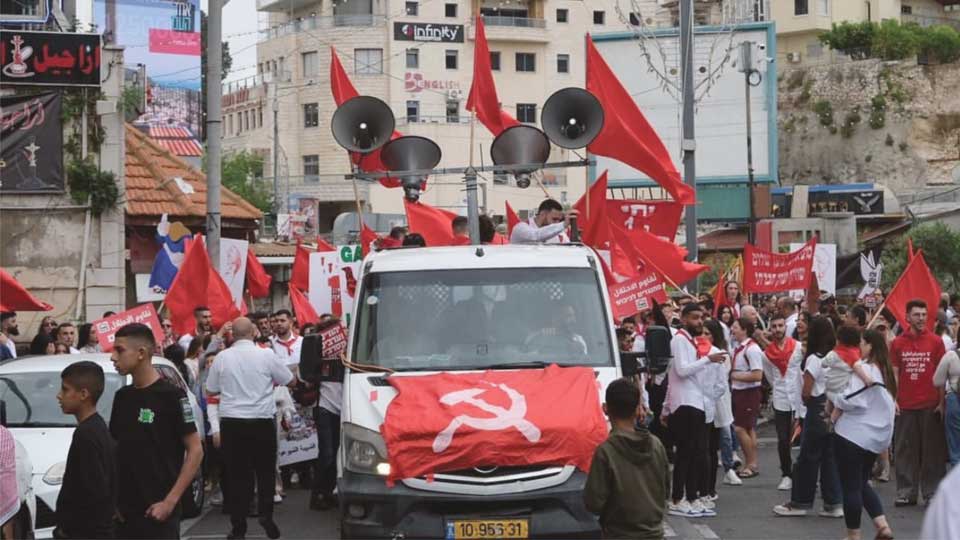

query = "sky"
[{"left": 202, "top": 0, "right": 261, "bottom": 84}]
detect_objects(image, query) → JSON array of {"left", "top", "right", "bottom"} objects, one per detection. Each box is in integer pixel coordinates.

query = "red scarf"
[
  {"left": 765, "top": 337, "right": 797, "bottom": 377},
  {"left": 275, "top": 335, "right": 298, "bottom": 355},
  {"left": 834, "top": 344, "right": 861, "bottom": 368}
]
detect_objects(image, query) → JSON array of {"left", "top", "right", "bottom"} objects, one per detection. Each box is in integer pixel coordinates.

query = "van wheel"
[{"left": 180, "top": 473, "right": 205, "bottom": 519}]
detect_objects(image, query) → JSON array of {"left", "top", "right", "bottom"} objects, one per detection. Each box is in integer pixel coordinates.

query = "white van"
[{"left": 338, "top": 244, "right": 621, "bottom": 539}]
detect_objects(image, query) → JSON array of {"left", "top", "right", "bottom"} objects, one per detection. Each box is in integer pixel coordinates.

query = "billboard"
[
  {"left": 0, "top": 93, "right": 64, "bottom": 192},
  {"left": 0, "top": 30, "right": 101, "bottom": 87}
]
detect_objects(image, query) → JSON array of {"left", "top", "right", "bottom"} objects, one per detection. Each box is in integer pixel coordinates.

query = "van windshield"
[{"left": 353, "top": 267, "right": 615, "bottom": 371}]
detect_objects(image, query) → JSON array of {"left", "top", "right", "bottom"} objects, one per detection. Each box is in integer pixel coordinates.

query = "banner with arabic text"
[
  {"left": 0, "top": 92, "right": 64, "bottom": 192},
  {"left": 0, "top": 30, "right": 101, "bottom": 86},
  {"left": 742, "top": 238, "right": 817, "bottom": 294}
]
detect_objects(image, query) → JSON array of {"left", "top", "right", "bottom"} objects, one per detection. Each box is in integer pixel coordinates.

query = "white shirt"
[
  {"left": 697, "top": 345, "right": 729, "bottom": 424},
  {"left": 713, "top": 346, "right": 734, "bottom": 428},
  {"left": 832, "top": 361, "right": 895, "bottom": 454},
  {"left": 785, "top": 312, "right": 799, "bottom": 339},
  {"left": 804, "top": 353, "right": 827, "bottom": 398},
  {"left": 762, "top": 338, "right": 803, "bottom": 412},
  {"left": 509, "top": 220, "right": 567, "bottom": 244},
  {"left": 665, "top": 329, "right": 712, "bottom": 414},
  {"left": 4, "top": 339, "right": 16, "bottom": 359},
  {"left": 318, "top": 382, "right": 343, "bottom": 415},
  {"left": 271, "top": 334, "right": 304, "bottom": 367},
  {"left": 69, "top": 347, "right": 80, "bottom": 355},
  {"left": 730, "top": 339, "right": 763, "bottom": 390},
  {"left": 206, "top": 339, "right": 294, "bottom": 419},
  {"left": 922, "top": 463, "right": 960, "bottom": 540},
  {"left": 943, "top": 334, "right": 956, "bottom": 354},
  {"left": 178, "top": 333, "right": 196, "bottom": 351}
]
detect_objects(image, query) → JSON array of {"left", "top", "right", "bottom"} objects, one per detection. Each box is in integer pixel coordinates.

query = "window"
[
  {"left": 490, "top": 51, "right": 501, "bottom": 71},
  {"left": 303, "top": 155, "right": 320, "bottom": 183},
  {"left": 900, "top": 4, "right": 912, "bottom": 14},
  {"left": 406, "top": 48, "right": 419, "bottom": 69},
  {"left": 301, "top": 51, "right": 319, "bottom": 78},
  {"left": 406, "top": 100, "right": 420, "bottom": 122},
  {"left": 405, "top": 1, "right": 418, "bottom": 15},
  {"left": 515, "top": 52, "right": 535, "bottom": 72},
  {"left": 355, "top": 48, "right": 383, "bottom": 74},
  {"left": 807, "top": 41, "right": 823, "bottom": 58},
  {"left": 794, "top": 0, "right": 808, "bottom": 15},
  {"left": 556, "top": 8, "right": 568, "bottom": 23},
  {"left": 303, "top": 103, "right": 319, "bottom": 128},
  {"left": 446, "top": 100, "right": 460, "bottom": 123},
  {"left": 516, "top": 103, "right": 537, "bottom": 123},
  {"left": 445, "top": 49, "right": 458, "bottom": 69},
  {"left": 557, "top": 54, "right": 570, "bottom": 73},
  {"left": 593, "top": 10, "right": 605, "bottom": 24},
  {"left": 445, "top": 3, "right": 457, "bottom": 17}
]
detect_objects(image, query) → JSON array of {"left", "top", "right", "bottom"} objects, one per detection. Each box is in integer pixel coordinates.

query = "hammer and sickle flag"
[{"left": 381, "top": 364, "right": 607, "bottom": 484}]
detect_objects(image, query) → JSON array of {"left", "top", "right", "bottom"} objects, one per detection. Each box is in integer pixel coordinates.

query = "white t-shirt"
[
  {"left": 206, "top": 339, "right": 294, "bottom": 419},
  {"left": 178, "top": 333, "right": 196, "bottom": 351},
  {"left": 271, "top": 334, "right": 304, "bottom": 367},
  {"left": 785, "top": 312, "right": 799, "bottom": 339},
  {"left": 731, "top": 339, "right": 763, "bottom": 390},
  {"left": 4, "top": 339, "right": 16, "bottom": 359},
  {"left": 832, "top": 361, "right": 895, "bottom": 454},
  {"left": 762, "top": 339, "right": 804, "bottom": 412},
  {"left": 509, "top": 220, "right": 568, "bottom": 244},
  {"left": 922, "top": 464, "right": 960, "bottom": 540},
  {"left": 803, "top": 353, "right": 827, "bottom": 398}
]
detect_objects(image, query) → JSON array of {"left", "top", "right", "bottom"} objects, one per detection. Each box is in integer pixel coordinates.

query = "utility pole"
[
  {"left": 740, "top": 41, "right": 758, "bottom": 245},
  {"left": 273, "top": 95, "right": 280, "bottom": 221},
  {"left": 206, "top": 0, "right": 223, "bottom": 270},
  {"left": 680, "top": 0, "right": 698, "bottom": 286}
]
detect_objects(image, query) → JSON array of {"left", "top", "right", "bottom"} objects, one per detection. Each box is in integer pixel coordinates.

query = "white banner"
[
  {"left": 308, "top": 245, "right": 363, "bottom": 326},
  {"left": 858, "top": 251, "right": 883, "bottom": 299},
  {"left": 790, "top": 242, "right": 836, "bottom": 296},
  {"left": 219, "top": 238, "right": 249, "bottom": 308}
]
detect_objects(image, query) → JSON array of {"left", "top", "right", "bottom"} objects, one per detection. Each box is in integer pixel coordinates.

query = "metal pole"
[
  {"left": 745, "top": 65, "right": 757, "bottom": 246},
  {"left": 464, "top": 168, "right": 481, "bottom": 245},
  {"left": 273, "top": 95, "right": 280, "bottom": 219},
  {"left": 75, "top": 88, "right": 92, "bottom": 321},
  {"left": 680, "top": 0, "right": 698, "bottom": 288},
  {"left": 206, "top": 0, "right": 223, "bottom": 269}
]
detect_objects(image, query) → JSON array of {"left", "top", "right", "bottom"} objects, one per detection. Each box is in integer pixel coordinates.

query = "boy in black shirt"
[
  {"left": 109, "top": 323, "right": 204, "bottom": 539},
  {"left": 54, "top": 361, "right": 117, "bottom": 539}
]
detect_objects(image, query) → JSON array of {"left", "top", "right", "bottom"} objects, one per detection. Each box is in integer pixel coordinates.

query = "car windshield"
[
  {"left": 0, "top": 371, "right": 124, "bottom": 427},
  {"left": 353, "top": 267, "right": 615, "bottom": 371}
]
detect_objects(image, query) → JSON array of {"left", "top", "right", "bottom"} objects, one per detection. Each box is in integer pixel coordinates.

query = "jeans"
[
  {"left": 718, "top": 424, "right": 735, "bottom": 471},
  {"left": 835, "top": 435, "right": 884, "bottom": 530},
  {"left": 790, "top": 395, "right": 841, "bottom": 508},
  {"left": 312, "top": 407, "right": 341, "bottom": 499},
  {"left": 946, "top": 393, "right": 960, "bottom": 468},
  {"left": 669, "top": 406, "right": 708, "bottom": 502},
  {"left": 775, "top": 409, "right": 794, "bottom": 477},
  {"left": 731, "top": 425, "right": 741, "bottom": 454}
]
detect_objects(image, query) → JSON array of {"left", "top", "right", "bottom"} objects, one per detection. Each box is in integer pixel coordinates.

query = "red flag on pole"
[
  {"left": 884, "top": 251, "right": 941, "bottom": 332},
  {"left": 360, "top": 223, "right": 381, "bottom": 256},
  {"left": 165, "top": 237, "right": 241, "bottom": 336},
  {"left": 0, "top": 269, "right": 53, "bottom": 312},
  {"left": 585, "top": 37, "right": 695, "bottom": 205},
  {"left": 290, "top": 241, "right": 311, "bottom": 292},
  {"left": 573, "top": 171, "right": 612, "bottom": 249},
  {"left": 244, "top": 249, "right": 272, "bottom": 299},
  {"left": 504, "top": 201, "right": 520, "bottom": 238},
  {"left": 316, "top": 237, "right": 336, "bottom": 252},
  {"left": 289, "top": 283, "right": 320, "bottom": 326},
  {"left": 404, "top": 199, "right": 458, "bottom": 247},
  {"left": 611, "top": 220, "right": 709, "bottom": 286},
  {"left": 466, "top": 16, "right": 520, "bottom": 136}
]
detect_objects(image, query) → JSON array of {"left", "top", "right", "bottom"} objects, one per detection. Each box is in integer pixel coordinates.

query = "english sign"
[{"left": 394, "top": 22, "right": 464, "bottom": 43}]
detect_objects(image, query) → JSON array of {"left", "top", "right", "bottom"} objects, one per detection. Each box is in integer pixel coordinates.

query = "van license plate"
[{"left": 448, "top": 519, "right": 529, "bottom": 539}]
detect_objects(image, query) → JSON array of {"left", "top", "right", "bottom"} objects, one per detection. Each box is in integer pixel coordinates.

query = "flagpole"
[{"left": 350, "top": 164, "right": 365, "bottom": 237}]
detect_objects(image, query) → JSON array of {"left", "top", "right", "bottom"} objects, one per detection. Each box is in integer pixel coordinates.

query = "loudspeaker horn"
[
  {"left": 490, "top": 125, "right": 551, "bottom": 189},
  {"left": 381, "top": 136, "right": 442, "bottom": 201},
  {"left": 541, "top": 87, "right": 605, "bottom": 149},
  {"left": 331, "top": 96, "right": 396, "bottom": 153}
]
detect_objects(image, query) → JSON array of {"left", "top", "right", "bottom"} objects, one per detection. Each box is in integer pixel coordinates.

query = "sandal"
[
  {"left": 875, "top": 526, "right": 894, "bottom": 540},
  {"left": 738, "top": 468, "right": 759, "bottom": 479}
]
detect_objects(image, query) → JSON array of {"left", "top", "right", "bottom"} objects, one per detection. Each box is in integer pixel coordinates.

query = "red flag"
[
  {"left": 710, "top": 271, "right": 727, "bottom": 317},
  {"left": 316, "top": 237, "right": 336, "bottom": 252},
  {"left": 491, "top": 232, "right": 509, "bottom": 245},
  {"left": 742, "top": 238, "right": 817, "bottom": 294},
  {"left": 466, "top": 16, "right": 520, "bottom": 136},
  {"left": 504, "top": 201, "right": 520, "bottom": 238},
  {"left": 806, "top": 269, "right": 821, "bottom": 314},
  {"left": 611, "top": 220, "right": 709, "bottom": 286},
  {"left": 585, "top": 37, "right": 695, "bottom": 205},
  {"left": 404, "top": 199, "right": 458, "bottom": 247},
  {"left": 289, "top": 283, "right": 320, "bottom": 326},
  {"left": 360, "top": 223, "right": 381, "bottom": 256},
  {"left": 885, "top": 251, "right": 941, "bottom": 332},
  {"left": 330, "top": 47, "right": 403, "bottom": 189},
  {"left": 0, "top": 269, "right": 53, "bottom": 312},
  {"left": 604, "top": 199, "right": 683, "bottom": 240},
  {"left": 573, "top": 171, "right": 612, "bottom": 249},
  {"left": 245, "top": 248, "right": 272, "bottom": 299},
  {"left": 165, "top": 237, "right": 241, "bottom": 336},
  {"left": 381, "top": 365, "right": 607, "bottom": 484},
  {"left": 290, "top": 241, "right": 311, "bottom": 292}
]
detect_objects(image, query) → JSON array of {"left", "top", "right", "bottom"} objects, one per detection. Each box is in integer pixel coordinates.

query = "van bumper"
[{"left": 338, "top": 470, "right": 600, "bottom": 539}]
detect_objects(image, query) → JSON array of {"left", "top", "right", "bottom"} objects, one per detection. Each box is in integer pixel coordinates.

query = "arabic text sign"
[
  {"left": 0, "top": 30, "right": 101, "bottom": 87},
  {"left": 609, "top": 270, "right": 668, "bottom": 322},
  {"left": 93, "top": 304, "right": 165, "bottom": 352},
  {"left": 743, "top": 238, "right": 817, "bottom": 294},
  {"left": 0, "top": 92, "right": 63, "bottom": 192}
]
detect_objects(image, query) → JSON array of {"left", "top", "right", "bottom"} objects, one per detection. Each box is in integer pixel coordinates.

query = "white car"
[{"left": 0, "top": 354, "right": 206, "bottom": 539}]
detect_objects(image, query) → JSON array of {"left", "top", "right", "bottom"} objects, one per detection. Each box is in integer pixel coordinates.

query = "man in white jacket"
[{"left": 763, "top": 315, "right": 804, "bottom": 492}]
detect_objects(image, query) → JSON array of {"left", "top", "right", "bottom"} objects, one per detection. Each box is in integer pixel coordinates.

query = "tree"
[
  {"left": 818, "top": 21, "right": 876, "bottom": 60},
  {"left": 200, "top": 10, "right": 233, "bottom": 141},
  {"left": 879, "top": 222, "right": 960, "bottom": 294},
  {"left": 204, "top": 151, "right": 273, "bottom": 213}
]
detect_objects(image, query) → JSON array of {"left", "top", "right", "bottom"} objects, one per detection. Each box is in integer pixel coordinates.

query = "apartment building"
[{"left": 774, "top": 0, "right": 960, "bottom": 66}]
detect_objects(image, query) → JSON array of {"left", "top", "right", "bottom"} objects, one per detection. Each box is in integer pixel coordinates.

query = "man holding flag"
[{"left": 510, "top": 199, "right": 577, "bottom": 244}]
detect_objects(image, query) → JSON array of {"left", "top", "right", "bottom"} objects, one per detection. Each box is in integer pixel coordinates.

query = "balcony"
[
  {"left": 259, "top": 14, "right": 386, "bottom": 42},
  {"left": 902, "top": 13, "right": 960, "bottom": 31},
  {"left": 257, "top": 0, "right": 316, "bottom": 12},
  {"left": 469, "top": 15, "right": 548, "bottom": 42}
]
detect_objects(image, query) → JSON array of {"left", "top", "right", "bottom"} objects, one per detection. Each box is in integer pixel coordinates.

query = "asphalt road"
[{"left": 181, "top": 422, "right": 933, "bottom": 539}]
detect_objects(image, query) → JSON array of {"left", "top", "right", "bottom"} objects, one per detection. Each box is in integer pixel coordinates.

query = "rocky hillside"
[{"left": 777, "top": 59, "right": 960, "bottom": 194}]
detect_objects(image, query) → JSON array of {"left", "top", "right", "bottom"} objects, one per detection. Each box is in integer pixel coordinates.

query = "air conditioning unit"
[
  {"left": 787, "top": 52, "right": 802, "bottom": 63},
  {"left": 447, "top": 89, "right": 463, "bottom": 100}
]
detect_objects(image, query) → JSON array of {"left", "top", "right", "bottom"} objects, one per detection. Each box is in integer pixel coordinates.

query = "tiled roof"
[
  {"left": 125, "top": 124, "right": 263, "bottom": 221},
  {"left": 149, "top": 126, "right": 194, "bottom": 139}
]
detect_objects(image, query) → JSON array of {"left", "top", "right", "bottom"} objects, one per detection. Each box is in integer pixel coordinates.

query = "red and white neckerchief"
[
  {"left": 733, "top": 338, "right": 755, "bottom": 369},
  {"left": 275, "top": 335, "right": 298, "bottom": 355}
]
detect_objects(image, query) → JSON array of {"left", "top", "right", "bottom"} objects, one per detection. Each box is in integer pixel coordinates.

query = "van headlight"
[
  {"left": 342, "top": 423, "right": 391, "bottom": 476},
  {"left": 43, "top": 461, "right": 66, "bottom": 485}
]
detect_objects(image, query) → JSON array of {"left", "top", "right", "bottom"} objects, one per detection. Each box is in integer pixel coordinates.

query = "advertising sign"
[
  {"left": 93, "top": 304, "right": 165, "bottom": 352},
  {"left": 394, "top": 22, "right": 464, "bottom": 42},
  {"left": 1, "top": 93, "right": 64, "bottom": 192},
  {"left": 0, "top": 30, "right": 101, "bottom": 87}
]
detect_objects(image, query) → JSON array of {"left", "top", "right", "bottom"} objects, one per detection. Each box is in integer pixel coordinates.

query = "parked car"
[{"left": 0, "top": 354, "right": 205, "bottom": 539}]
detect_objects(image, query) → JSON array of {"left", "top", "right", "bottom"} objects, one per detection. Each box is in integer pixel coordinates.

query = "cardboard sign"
[
  {"left": 743, "top": 238, "right": 817, "bottom": 294},
  {"left": 320, "top": 324, "right": 348, "bottom": 359},
  {"left": 308, "top": 246, "right": 362, "bottom": 326},
  {"left": 93, "top": 304, "right": 164, "bottom": 352},
  {"left": 609, "top": 269, "right": 668, "bottom": 322},
  {"left": 277, "top": 408, "right": 319, "bottom": 467}
]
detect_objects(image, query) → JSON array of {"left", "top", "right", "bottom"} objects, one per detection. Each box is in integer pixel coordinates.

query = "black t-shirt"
[
  {"left": 109, "top": 378, "right": 197, "bottom": 517},
  {"left": 56, "top": 413, "right": 117, "bottom": 539}
]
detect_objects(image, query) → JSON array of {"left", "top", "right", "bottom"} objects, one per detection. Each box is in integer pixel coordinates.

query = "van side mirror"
[{"left": 619, "top": 325, "right": 672, "bottom": 377}]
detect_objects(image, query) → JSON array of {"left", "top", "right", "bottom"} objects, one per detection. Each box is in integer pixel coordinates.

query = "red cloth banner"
[
  {"left": 605, "top": 199, "right": 683, "bottom": 240},
  {"left": 885, "top": 251, "right": 941, "bottom": 332},
  {"left": 609, "top": 269, "right": 668, "bottom": 322},
  {"left": 382, "top": 365, "right": 607, "bottom": 484},
  {"left": 93, "top": 304, "right": 164, "bottom": 352},
  {"left": 742, "top": 238, "right": 817, "bottom": 293},
  {"left": 0, "top": 269, "right": 53, "bottom": 312}
]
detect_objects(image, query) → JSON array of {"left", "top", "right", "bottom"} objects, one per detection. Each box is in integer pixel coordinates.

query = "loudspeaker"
[
  {"left": 541, "top": 88, "right": 605, "bottom": 149},
  {"left": 490, "top": 125, "right": 551, "bottom": 189},
  {"left": 331, "top": 95, "right": 395, "bottom": 153},
  {"left": 381, "top": 135, "right": 442, "bottom": 201}
]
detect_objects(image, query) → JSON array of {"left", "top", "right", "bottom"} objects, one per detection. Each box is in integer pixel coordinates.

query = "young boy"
[
  {"left": 54, "top": 361, "right": 117, "bottom": 539},
  {"left": 109, "top": 323, "right": 203, "bottom": 539},
  {"left": 824, "top": 325, "right": 874, "bottom": 424},
  {"left": 584, "top": 378, "right": 669, "bottom": 540}
]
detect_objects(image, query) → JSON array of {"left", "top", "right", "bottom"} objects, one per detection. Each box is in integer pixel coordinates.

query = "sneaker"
[
  {"left": 723, "top": 469, "right": 743, "bottom": 486},
  {"left": 210, "top": 490, "right": 223, "bottom": 507},
  {"left": 689, "top": 499, "right": 716, "bottom": 517},
  {"left": 273, "top": 493, "right": 283, "bottom": 503},
  {"left": 773, "top": 502, "right": 809, "bottom": 517},
  {"left": 777, "top": 476, "right": 793, "bottom": 491},
  {"left": 705, "top": 494, "right": 719, "bottom": 502},
  {"left": 819, "top": 504, "right": 844, "bottom": 518},
  {"left": 668, "top": 499, "right": 698, "bottom": 517},
  {"left": 699, "top": 497, "right": 717, "bottom": 510}
]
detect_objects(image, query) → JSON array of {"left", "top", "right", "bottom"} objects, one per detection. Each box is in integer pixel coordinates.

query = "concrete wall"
[{"left": 0, "top": 46, "right": 127, "bottom": 340}]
